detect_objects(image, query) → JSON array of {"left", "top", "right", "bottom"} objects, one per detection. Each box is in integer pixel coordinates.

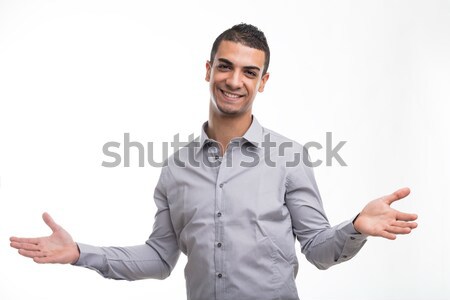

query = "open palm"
[
  {"left": 353, "top": 188, "right": 418, "bottom": 240},
  {"left": 10, "top": 212, "right": 79, "bottom": 264}
]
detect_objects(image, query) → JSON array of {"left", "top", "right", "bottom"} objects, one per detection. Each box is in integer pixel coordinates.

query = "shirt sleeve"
[
  {"left": 73, "top": 167, "right": 181, "bottom": 280},
  {"left": 285, "top": 151, "right": 367, "bottom": 270}
]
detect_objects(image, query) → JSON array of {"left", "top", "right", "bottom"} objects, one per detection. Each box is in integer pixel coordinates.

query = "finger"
[
  {"left": 386, "top": 225, "right": 412, "bottom": 235},
  {"left": 384, "top": 187, "right": 411, "bottom": 205},
  {"left": 10, "top": 241, "right": 41, "bottom": 251},
  {"left": 10, "top": 236, "right": 41, "bottom": 245},
  {"left": 396, "top": 211, "right": 418, "bottom": 222},
  {"left": 42, "top": 212, "right": 61, "bottom": 233},
  {"left": 18, "top": 249, "right": 46, "bottom": 259},
  {"left": 379, "top": 230, "right": 397, "bottom": 240},
  {"left": 391, "top": 220, "right": 418, "bottom": 229}
]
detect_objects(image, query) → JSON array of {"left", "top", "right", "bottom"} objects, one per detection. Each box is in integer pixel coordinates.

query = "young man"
[{"left": 10, "top": 24, "right": 418, "bottom": 300}]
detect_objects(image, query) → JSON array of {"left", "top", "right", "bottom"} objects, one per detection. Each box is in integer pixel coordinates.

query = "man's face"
[{"left": 205, "top": 41, "right": 269, "bottom": 117}]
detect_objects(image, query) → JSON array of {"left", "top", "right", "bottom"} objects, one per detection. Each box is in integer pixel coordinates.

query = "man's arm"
[
  {"left": 285, "top": 154, "right": 417, "bottom": 270},
  {"left": 10, "top": 167, "right": 181, "bottom": 280},
  {"left": 74, "top": 167, "right": 180, "bottom": 280}
]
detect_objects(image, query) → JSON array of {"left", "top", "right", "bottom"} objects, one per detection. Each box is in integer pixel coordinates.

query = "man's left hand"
[{"left": 353, "top": 187, "right": 418, "bottom": 240}]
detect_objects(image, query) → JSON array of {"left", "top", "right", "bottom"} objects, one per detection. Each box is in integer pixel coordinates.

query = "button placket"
[{"left": 214, "top": 151, "right": 230, "bottom": 298}]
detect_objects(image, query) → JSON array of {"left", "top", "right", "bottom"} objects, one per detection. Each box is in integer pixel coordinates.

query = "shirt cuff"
[
  {"left": 72, "top": 243, "right": 106, "bottom": 272},
  {"left": 334, "top": 220, "right": 368, "bottom": 263},
  {"left": 340, "top": 220, "right": 367, "bottom": 237}
]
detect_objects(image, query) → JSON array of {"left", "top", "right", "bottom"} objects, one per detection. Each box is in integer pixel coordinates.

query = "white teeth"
[{"left": 222, "top": 90, "right": 241, "bottom": 98}]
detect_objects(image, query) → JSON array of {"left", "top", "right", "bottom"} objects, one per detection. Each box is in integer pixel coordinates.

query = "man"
[{"left": 10, "top": 24, "right": 418, "bottom": 300}]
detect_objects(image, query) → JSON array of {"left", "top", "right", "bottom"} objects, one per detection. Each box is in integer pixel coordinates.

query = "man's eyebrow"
[
  {"left": 217, "top": 58, "right": 232, "bottom": 65},
  {"left": 217, "top": 58, "right": 261, "bottom": 71}
]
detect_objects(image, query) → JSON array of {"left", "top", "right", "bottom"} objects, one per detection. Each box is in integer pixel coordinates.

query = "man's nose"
[{"left": 225, "top": 70, "right": 243, "bottom": 89}]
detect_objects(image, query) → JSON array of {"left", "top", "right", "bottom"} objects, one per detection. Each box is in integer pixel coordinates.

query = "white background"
[{"left": 1, "top": 1, "right": 449, "bottom": 299}]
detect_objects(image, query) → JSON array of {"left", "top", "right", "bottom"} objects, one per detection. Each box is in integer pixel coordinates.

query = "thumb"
[
  {"left": 42, "top": 212, "right": 61, "bottom": 232},
  {"left": 384, "top": 187, "right": 411, "bottom": 205}
]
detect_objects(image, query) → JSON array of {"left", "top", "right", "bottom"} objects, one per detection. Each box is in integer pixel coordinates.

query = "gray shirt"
[{"left": 75, "top": 117, "right": 367, "bottom": 300}]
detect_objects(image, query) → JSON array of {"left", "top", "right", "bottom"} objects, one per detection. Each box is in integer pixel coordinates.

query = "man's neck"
[{"left": 206, "top": 112, "right": 252, "bottom": 155}]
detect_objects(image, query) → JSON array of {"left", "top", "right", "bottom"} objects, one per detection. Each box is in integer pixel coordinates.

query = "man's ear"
[
  {"left": 205, "top": 60, "right": 212, "bottom": 82},
  {"left": 258, "top": 72, "right": 270, "bottom": 92}
]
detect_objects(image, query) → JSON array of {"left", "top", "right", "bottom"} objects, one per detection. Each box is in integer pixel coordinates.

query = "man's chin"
[
  {"left": 217, "top": 106, "right": 240, "bottom": 116},
  {"left": 211, "top": 97, "right": 248, "bottom": 117}
]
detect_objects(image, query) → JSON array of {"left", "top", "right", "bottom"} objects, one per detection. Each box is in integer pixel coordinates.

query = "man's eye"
[
  {"left": 217, "top": 64, "right": 231, "bottom": 70},
  {"left": 245, "top": 70, "right": 257, "bottom": 77}
]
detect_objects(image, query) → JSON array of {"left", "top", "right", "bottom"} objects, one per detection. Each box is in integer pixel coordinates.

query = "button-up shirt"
[{"left": 75, "top": 117, "right": 367, "bottom": 300}]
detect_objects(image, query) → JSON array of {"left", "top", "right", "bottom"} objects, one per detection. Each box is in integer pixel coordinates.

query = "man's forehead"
[{"left": 214, "top": 41, "right": 265, "bottom": 68}]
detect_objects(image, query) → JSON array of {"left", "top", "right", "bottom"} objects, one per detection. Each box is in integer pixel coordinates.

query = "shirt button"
[
  {"left": 350, "top": 237, "right": 355, "bottom": 240},
  {"left": 208, "top": 146, "right": 219, "bottom": 154},
  {"left": 217, "top": 212, "right": 222, "bottom": 217},
  {"left": 217, "top": 273, "right": 222, "bottom": 278},
  {"left": 342, "top": 255, "right": 348, "bottom": 259},
  {"left": 217, "top": 242, "right": 222, "bottom": 248},
  {"left": 219, "top": 183, "right": 224, "bottom": 188}
]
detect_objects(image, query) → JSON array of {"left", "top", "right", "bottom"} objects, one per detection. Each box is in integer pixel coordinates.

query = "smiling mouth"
[{"left": 220, "top": 89, "right": 244, "bottom": 100}]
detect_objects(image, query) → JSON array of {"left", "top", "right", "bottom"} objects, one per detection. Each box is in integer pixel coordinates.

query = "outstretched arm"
[
  {"left": 353, "top": 187, "right": 418, "bottom": 240},
  {"left": 10, "top": 167, "right": 180, "bottom": 281},
  {"left": 9, "top": 212, "right": 178, "bottom": 280},
  {"left": 285, "top": 146, "right": 419, "bottom": 269},
  {"left": 9, "top": 212, "right": 80, "bottom": 264}
]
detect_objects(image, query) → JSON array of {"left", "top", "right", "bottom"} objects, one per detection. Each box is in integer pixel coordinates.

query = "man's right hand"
[{"left": 10, "top": 212, "right": 80, "bottom": 264}]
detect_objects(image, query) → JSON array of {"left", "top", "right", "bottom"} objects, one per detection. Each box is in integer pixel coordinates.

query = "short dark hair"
[{"left": 210, "top": 23, "right": 270, "bottom": 75}]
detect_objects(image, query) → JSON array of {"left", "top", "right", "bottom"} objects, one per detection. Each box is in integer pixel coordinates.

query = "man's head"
[
  {"left": 210, "top": 23, "right": 270, "bottom": 76},
  {"left": 205, "top": 24, "right": 270, "bottom": 118}
]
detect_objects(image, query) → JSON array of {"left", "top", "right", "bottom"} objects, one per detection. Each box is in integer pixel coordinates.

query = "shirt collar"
[
  {"left": 241, "top": 116, "right": 263, "bottom": 147},
  {"left": 196, "top": 116, "right": 264, "bottom": 155}
]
